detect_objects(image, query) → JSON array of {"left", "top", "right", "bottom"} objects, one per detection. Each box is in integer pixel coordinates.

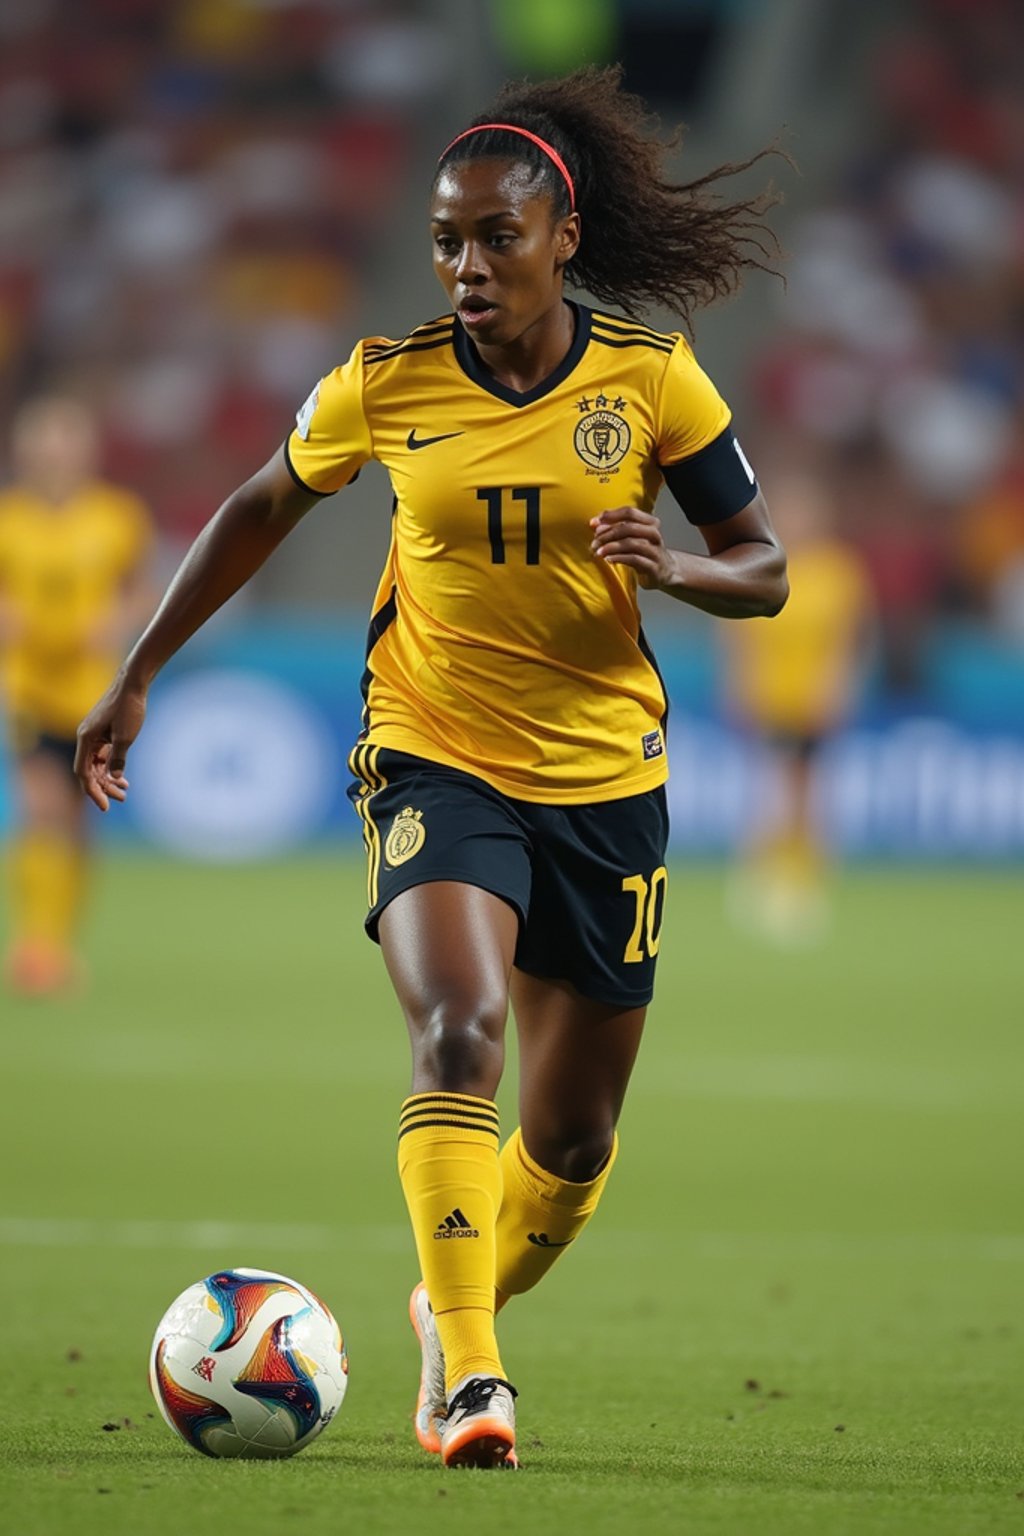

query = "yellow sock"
[
  {"left": 8, "top": 830, "right": 87, "bottom": 948},
  {"left": 494, "top": 1128, "right": 618, "bottom": 1310},
  {"left": 397, "top": 1092, "right": 505, "bottom": 1391}
]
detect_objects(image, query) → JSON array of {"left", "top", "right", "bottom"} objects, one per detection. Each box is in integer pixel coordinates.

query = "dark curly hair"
[{"left": 434, "top": 65, "right": 786, "bottom": 328}]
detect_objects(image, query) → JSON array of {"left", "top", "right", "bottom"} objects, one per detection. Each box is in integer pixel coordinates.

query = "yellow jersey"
[
  {"left": 287, "top": 305, "right": 736, "bottom": 803},
  {"left": 724, "top": 539, "right": 872, "bottom": 735},
  {"left": 0, "top": 480, "right": 152, "bottom": 737}
]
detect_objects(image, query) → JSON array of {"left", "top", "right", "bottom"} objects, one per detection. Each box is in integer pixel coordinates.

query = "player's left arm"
[
  {"left": 598, "top": 339, "right": 788, "bottom": 618},
  {"left": 590, "top": 488, "right": 788, "bottom": 619}
]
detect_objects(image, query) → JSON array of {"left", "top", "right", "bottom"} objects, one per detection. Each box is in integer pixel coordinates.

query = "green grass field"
[{"left": 1, "top": 853, "right": 1021, "bottom": 1535}]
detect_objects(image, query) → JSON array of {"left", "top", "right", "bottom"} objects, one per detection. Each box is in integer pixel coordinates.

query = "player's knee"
[
  {"left": 534, "top": 1125, "right": 615, "bottom": 1184},
  {"left": 412, "top": 995, "right": 506, "bottom": 1093}
]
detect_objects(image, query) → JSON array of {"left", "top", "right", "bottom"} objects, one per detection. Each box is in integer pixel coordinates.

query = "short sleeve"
[
  {"left": 285, "top": 342, "right": 374, "bottom": 496},
  {"left": 655, "top": 336, "right": 732, "bottom": 467}
]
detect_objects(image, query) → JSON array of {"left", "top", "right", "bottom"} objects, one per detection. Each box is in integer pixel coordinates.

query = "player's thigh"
[
  {"left": 380, "top": 879, "right": 520, "bottom": 1035},
  {"left": 350, "top": 746, "right": 531, "bottom": 1025},
  {"left": 348, "top": 746, "right": 533, "bottom": 939}
]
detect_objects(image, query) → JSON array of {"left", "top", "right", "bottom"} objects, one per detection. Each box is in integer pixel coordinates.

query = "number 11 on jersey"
[{"left": 477, "top": 486, "right": 542, "bottom": 565}]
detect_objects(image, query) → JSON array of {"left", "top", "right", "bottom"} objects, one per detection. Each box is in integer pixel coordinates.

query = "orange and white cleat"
[
  {"left": 439, "top": 1375, "right": 518, "bottom": 1469},
  {"left": 3, "top": 940, "right": 81, "bottom": 998},
  {"left": 409, "top": 1283, "right": 447, "bottom": 1455}
]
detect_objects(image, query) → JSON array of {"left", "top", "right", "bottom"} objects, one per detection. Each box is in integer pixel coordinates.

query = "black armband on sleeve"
[{"left": 660, "top": 427, "right": 758, "bottom": 526}]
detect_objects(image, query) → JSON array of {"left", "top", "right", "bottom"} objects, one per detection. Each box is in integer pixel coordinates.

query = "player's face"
[
  {"left": 430, "top": 159, "right": 580, "bottom": 347},
  {"left": 12, "top": 398, "right": 99, "bottom": 493}
]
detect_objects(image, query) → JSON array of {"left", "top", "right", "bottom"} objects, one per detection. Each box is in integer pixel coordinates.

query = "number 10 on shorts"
[{"left": 621, "top": 867, "right": 668, "bottom": 962}]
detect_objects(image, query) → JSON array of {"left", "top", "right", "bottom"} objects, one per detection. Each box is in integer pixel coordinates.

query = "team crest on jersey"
[
  {"left": 295, "top": 380, "right": 321, "bottom": 441},
  {"left": 573, "top": 393, "right": 631, "bottom": 479},
  {"left": 385, "top": 806, "right": 425, "bottom": 867}
]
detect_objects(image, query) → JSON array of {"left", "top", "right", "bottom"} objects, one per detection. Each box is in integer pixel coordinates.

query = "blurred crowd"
[
  {"left": 0, "top": 0, "right": 452, "bottom": 545},
  {"left": 1, "top": 0, "right": 1023, "bottom": 684},
  {"left": 752, "top": 0, "right": 1024, "bottom": 686}
]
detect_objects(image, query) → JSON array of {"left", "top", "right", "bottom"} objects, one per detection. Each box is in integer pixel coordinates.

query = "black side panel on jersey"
[
  {"left": 359, "top": 587, "right": 398, "bottom": 718},
  {"left": 637, "top": 625, "right": 669, "bottom": 731},
  {"left": 661, "top": 427, "right": 758, "bottom": 525}
]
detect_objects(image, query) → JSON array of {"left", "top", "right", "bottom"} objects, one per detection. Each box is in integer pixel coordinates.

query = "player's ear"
[{"left": 555, "top": 212, "right": 581, "bottom": 269}]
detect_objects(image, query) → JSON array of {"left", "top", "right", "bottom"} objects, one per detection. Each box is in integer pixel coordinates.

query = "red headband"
[{"left": 438, "top": 123, "right": 576, "bottom": 212}]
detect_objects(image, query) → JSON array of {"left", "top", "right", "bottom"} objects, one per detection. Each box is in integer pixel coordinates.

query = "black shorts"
[
  {"left": 8, "top": 717, "right": 77, "bottom": 773},
  {"left": 347, "top": 747, "right": 669, "bottom": 1009}
]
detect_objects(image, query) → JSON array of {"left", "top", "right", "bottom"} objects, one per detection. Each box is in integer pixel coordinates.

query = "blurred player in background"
[
  {"left": 0, "top": 397, "right": 154, "bottom": 995},
  {"left": 76, "top": 67, "right": 787, "bottom": 1467},
  {"left": 721, "top": 464, "right": 874, "bottom": 942}
]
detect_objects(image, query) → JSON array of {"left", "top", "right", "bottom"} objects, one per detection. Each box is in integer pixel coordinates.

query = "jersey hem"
[{"left": 355, "top": 730, "right": 669, "bottom": 805}]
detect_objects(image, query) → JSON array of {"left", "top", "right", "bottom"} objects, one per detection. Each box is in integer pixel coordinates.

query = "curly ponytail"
[{"left": 435, "top": 64, "right": 785, "bottom": 327}]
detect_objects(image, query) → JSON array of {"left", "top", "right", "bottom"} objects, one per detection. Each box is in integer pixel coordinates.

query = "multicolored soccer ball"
[{"left": 149, "top": 1268, "right": 348, "bottom": 1459}]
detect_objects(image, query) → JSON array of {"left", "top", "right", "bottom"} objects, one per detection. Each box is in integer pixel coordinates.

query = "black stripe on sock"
[
  {"left": 398, "top": 1117, "right": 500, "bottom": 1142},
  {"left": 401, "top": 1095, "right": 499, "bottom": 1122},
  {"left": 398, "top": 1104, "right": 500, "bottom": 1131}
]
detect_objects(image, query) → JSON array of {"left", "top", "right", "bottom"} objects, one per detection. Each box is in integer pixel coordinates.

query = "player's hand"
[
  {"left": 590, "top": 506, "right": 676, "bottom": 590},
  {"left": 74, "top": 675, "right": 149, "bottom": 812}
]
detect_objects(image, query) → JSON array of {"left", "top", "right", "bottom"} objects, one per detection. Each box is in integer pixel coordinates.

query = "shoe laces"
[{"left": 447, "top": 1376, "right": 517, "bottom": 1419}]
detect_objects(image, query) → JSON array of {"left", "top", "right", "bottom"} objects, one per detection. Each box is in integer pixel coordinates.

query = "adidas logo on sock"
[{"left": 434, "top": 1207, "right": 480, "bottom": 1240}]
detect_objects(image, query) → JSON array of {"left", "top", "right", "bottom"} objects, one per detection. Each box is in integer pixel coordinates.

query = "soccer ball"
[{"left": 149, "top": 1267, "right": 348, "bottom": 1459}]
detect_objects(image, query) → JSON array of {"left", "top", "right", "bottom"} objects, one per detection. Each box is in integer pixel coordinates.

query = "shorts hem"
[
  {"left": 365, "top": 870, "right": 527, "bottom": 943},
  {"left": 512, "top": 962, "right": 655, "bottom": 1011}
]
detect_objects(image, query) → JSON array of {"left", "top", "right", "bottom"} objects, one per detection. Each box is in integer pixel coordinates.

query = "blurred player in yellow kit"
[
  {"left": 0, "top": 397, "right": 154, "bottom": 994},
  {"left": 722, "top": 466, "right": 874, "bottom": 941}
]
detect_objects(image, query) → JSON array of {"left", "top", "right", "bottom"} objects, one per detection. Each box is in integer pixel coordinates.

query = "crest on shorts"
[
  {"left": 574, "top": 396, "right": 631, "bottom": 476},
  {"left": 385, "top": 806, "right": 425, "bottom": 867}
]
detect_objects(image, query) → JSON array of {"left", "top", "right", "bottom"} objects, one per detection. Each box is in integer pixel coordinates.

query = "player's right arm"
[{"left": 75, "top": 448, "right": 320, "bottom": 811}]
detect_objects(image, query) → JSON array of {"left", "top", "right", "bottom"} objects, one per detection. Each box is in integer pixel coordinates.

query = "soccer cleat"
[
  {"left": 439, "top": 1374, "right": 518, "bottom": 1469},
  {"left": 408, "top": 1283, "right": 447, "bottom": 1455},
  {"left": 3, "top": 940, "right": 81, "bottom": 997}
]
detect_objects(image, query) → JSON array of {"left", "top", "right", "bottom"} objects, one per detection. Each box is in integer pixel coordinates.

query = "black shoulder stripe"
[
  {"left": 592, "top": 324, "right": 676, "bottom": 348},
  {"left": 413, "top": 315, "right": 456, "bottom": 335},
  {"left": 364, "top": 326, "right": 453, "bottom": 351},
  {"left": 591, "top": 313, "right": 675, "bottom": 344},
  {"left": 365, "top": 319, "right": 453, "bottom": 356},
  {"left": 364, "top": 335, "right": 454, "bottom": 366},
  {"left": 592, "top": 334, "right": 675, "bottom": 356}
]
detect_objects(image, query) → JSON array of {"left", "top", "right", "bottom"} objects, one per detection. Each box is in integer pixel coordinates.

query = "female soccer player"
[
  {"left": 76, "top": 67, "right": 788, "bottom": 1468},
  {"left": 722, "top": 466, "right": 874, "bottom": 943},
  {"left": 0, "top": 396, "right": 153, "bottom": 994}
]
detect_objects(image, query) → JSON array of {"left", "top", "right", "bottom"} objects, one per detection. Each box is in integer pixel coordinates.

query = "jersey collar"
[{"left": 452, "top": 301, "right": 592, "bottom": 408}]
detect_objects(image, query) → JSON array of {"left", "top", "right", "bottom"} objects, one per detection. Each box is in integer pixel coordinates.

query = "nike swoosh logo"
[
  {"left": 407, "top": 429, "right": 464, "bottom": 451},
  {"left": 527, "top": 1232, "right": 574, "bottom": 1248}
]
